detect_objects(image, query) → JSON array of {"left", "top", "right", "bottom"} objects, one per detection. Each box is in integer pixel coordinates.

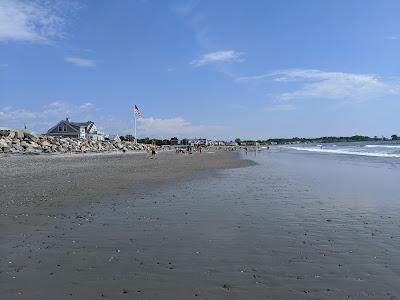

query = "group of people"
[
  {"left": 176, "top": 144, "right": 203, "bottom": 154},
  {"left": 146, "top": 144, "right": 205, "bottom": 158}
]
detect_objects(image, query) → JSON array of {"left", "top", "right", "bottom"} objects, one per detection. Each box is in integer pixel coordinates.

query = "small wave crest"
[
  {"left": 287, "top": 146, "right": 400, "bottom": 158},
  {"left": 365, "top": 145, "right": 400, "bottom": 149}
]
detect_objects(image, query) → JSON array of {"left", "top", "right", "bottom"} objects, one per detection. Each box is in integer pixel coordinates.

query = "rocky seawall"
[{"left": 0, "top": 129, "right": 147, "bottom": 154}]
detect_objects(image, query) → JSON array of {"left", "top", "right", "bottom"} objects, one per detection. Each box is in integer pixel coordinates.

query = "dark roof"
[{"left": 69, "top": 121, "right": 94, "bottom": 128}]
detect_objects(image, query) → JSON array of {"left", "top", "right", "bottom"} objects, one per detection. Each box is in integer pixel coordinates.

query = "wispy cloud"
[
  {"left": 191, "top": 50, "right": 244, "bottom": 67},
  {"left": 239, "top": 69, "right": 400, "bottom": 103},
  {"left": 0, "top": 101, "right": 97, "bottom": 132},
  {"left": 65, "top": 56, "right": 96, "bottom": 68},
  {"left": 0, "top": 0, "right": 69, "bottom": 43},
  {"left": 138, "top": 117, "right": 223, "bottom": 138},
  {"left": 0, "top": 102, "right": 223, "bottom": 138}
]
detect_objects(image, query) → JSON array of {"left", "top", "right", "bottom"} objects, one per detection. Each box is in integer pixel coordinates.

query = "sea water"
[{"left": 285, "top": 141, "right": 400, "bottom": 158}]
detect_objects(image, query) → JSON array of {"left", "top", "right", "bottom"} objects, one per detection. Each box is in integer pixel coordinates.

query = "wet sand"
[{"left": 1, "top": 149, "right": 400, "bottom": 299}]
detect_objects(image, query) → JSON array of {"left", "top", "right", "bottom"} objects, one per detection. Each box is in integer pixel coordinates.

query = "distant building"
[
  {"left": 196, "top": 138, "right": 207, "bottom": 146},
  {"left": 170, "top": 137, "right": 179, "bottom": 145},
  {"left": 226, "top": 141, "right": 238, "bottom": 146},
  {"left": 47, "top": 118, "right": 104, "bottom": 141},
  {"left": 214, "top": 141, "right": 227, "bottom": 146},
  {"left": 242, "top": 141, "right": 260, "bottom": 146},
  {"left": 106, "top": 135, "right": 121, "bottom": 142},
  {"left": 180, "top": 138, "right": 189, "bottom": 146}
]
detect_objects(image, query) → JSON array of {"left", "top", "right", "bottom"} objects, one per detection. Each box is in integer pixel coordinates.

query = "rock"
[
  {"left": 2, "top": 146, "right": 11, "bottom": 153},
  {"left": 13, "top": 145, "right": 24, "bottom": 152},
  {"left": 0, "top": 129, "right": 11, "bottom": 137},
  {"left": 20, "top": 141, "right": 29, "bottom": 148},
  {"left": 28, "top": 142, "right": 41, "bottom": 149},
  {"left": 0, "top": 139, "right": 7, "bottom": 148},
  {"left": 8, "top": 131, "right": 16, "bottom": 139},
  {"left": 0, "top": 129, "right": 150, "bottom": 155},
  {"left": 14, "top": 130, "right": 25, "bottom": 139},
  {"left": 40, "top": 140, "right": 51, "bottom": 147},
  {"left": 24, "top": 131, "right": 39, "bottom": 142}
]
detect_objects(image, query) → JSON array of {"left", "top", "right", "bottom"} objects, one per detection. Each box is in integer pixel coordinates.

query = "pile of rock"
[{"left": 0, "top": 129, "right": 147, "bottom": 155}]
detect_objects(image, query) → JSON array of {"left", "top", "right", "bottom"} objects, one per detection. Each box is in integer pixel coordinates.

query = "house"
[
  {"left": 170, "top": 137, "right": 179, "bottom": 145},
  {"left": 212, "top": 140, "right": 226, "bottom": 146},
  {"left": 195, "top": 138, "right": 207, "bottom": 146},
  {"left": 47, "top": 118, "right": 105, "bottom": 141},
  {"left": 180, "top": 138, "right": 189, "bottom": 146},
  {"left": 242, "top": 141, "right": 260, "bottom": 147}
]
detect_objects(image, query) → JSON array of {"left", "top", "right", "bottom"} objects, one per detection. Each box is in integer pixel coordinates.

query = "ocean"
[{"left": 284, "top": 141, "right": 400, "bottom": 158}]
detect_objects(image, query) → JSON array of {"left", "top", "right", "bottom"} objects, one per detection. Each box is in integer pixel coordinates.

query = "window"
[{"left": 58, "top": 126, "right": 62, "bottom": 132}]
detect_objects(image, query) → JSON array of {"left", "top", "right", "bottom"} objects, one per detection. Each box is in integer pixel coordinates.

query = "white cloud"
[
  {"left": 191, "top": 50, "right": 244, "bottom": 67},
  {"left": 239, "top": 69, "right": 400, "bottom": 102},
  {"left": 138, "top": 117, "right": 223, "bottom": 138},
  {"left": 0, "top": 0, "right": 67, "bottom": 43},
  {"left": 65, "top": 56, "right": 96, "bottom": 68},
  {"left": 266, "top": 104, "right": 296, "bottom": 112},
  {"left": 0, "top": 102, "right": 223, "bottom": 138},
  {"left": 0, "top": 101, "right": 97, "bottom": 132}
]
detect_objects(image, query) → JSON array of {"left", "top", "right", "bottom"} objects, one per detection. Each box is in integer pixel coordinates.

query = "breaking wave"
[{"left": 287, "top": 146, "right": 400, "bottom": 158}]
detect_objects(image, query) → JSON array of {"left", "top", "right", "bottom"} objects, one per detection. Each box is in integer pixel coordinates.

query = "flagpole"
[{"left": 134, "top": 110, "right": 137, "bottom": 144}]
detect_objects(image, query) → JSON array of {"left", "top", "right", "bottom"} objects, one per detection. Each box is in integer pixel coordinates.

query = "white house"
[{"left": 47, "top": 118, "right": 104, "bottom": 141}]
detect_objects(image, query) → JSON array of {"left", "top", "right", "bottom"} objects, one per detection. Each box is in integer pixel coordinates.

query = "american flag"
[{"left": 134, "top": 105, "right": 142, "bottom": 118}]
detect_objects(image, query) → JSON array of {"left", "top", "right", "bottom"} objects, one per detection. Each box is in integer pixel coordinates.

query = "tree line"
[{"left": 236, "top": 134, "right": 399, "bottom": 145}]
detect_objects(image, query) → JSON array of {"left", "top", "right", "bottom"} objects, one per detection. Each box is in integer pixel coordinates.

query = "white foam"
[
  {"left": 365, "top": 144, "right": 400, "bottom": 149},
  {"left": 287, "top": 146, "right": 400, "bottom": 158}
]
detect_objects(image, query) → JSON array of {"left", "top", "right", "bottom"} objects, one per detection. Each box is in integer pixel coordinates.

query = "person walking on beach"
[{"left": 148, "top": 144, "right": 157, "bottom": 158}]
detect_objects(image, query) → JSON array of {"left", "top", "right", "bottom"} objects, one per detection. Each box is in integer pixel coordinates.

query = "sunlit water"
[{"left": 284, "top": 141, "right": 400, "bottom": 158}]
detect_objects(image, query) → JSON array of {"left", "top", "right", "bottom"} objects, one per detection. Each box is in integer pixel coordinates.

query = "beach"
[{"left": 1, "top": 149, "right": 400, "bottom": 299}]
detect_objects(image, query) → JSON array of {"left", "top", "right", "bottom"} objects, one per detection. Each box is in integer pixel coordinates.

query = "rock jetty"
[{"left": 0, "top": 129, "right": 147, "bottom": 154}]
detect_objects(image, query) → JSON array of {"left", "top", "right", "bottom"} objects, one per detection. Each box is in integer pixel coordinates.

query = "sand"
[
  {"left": 1, "top": 149, "right": 400, "bottom": 299},
  {"left": 0, "top": 151, "right": 251, "bottom": 232}
]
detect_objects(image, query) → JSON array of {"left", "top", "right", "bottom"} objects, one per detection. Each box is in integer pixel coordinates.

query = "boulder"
[
  {"left": 0, "top": 129, "right": 11, "bottom": 137},
  {"left": 40, "top": 140, "right": 51, "bottom": 147},
  {"left": 20, "top": 141, "right": 29, "bottom": 148},
  {"left": 2, "top": 145, "right": 11, "bottom": 153},
  {"left": 14, "top": 130, "right": 25, "bottom": 139},
  {"left": 0, "top": 139, "right": 7, "bottom": 148},
  {"left": 8, "top": 131, "right": 16, "bottom": 139},
  {"left": 24, "top": 131, "right": 39, "bottom": 142}
]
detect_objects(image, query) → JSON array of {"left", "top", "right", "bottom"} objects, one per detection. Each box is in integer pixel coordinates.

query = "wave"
[
  {"left": 287, "top": 146, "right": 400, "bottom": 158},
  {"left": 364, "top": 145, "right": 400, "bottom": 149}
]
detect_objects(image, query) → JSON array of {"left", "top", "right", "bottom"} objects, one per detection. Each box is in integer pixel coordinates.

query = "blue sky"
[{"left": 1, "top": 0, "right": 400, "bottom": 139}]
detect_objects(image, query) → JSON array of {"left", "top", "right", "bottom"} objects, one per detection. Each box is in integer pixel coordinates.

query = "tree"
[
  {"left": 391, "top": 134, "right": 398, "bottom": 140},
  {"left": 123, "top": 134, "right": 135, "bottom": 142},
  {"left": 235, "top": 138, "right": 241, "bottom": 145}
]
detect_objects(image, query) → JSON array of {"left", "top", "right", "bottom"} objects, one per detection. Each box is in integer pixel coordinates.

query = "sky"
[{"left": 1, "top": 0, "right": 400, "bottom": 139}]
